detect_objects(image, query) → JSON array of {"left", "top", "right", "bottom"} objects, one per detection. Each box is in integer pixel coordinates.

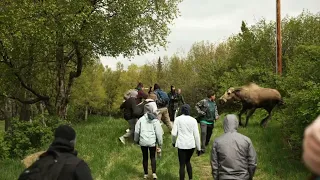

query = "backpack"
[
  {"left": 18, "top": 150, "right": 81, "bottom": 180},
  {"left": 155, "top": 90, "right": 169, "bottom": 107},
  {"left": 133, "top": 101, "right": 151, "bottom": 118}
]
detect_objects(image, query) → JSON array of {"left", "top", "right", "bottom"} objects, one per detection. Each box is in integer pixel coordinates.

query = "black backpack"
[
  {"left": 133, "top": 101, "right": 151, "bottom": 118},
  {"left": 18, "top": 150, "right": 81, "bottom": 180}
]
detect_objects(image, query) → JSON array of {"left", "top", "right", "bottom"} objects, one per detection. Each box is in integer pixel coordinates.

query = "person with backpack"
[
  {"left": 134, "top": 99, "right": 163, "bottom": 179},
  {"left": 172, "top": 104, "right": 201, "bottom": 180},
  {"left": 136, "top": 82, "right": 148, "bottom": 104},
  {"left": 153, "top": 83, "right": 172, "bottom": 132},
  {"left": 18, "top": 125, "right": 93, "bottom": 180},
  {"left": 119, "top": 89, "right": 139, "bottom": 144},
  {"left": 195, "top": 90, "right": 219, "bottom": 154}
]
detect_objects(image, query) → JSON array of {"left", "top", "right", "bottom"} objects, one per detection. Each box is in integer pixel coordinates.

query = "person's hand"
[
  {"left": 303, "top": 116, "right": 320, "bottom": 175},
  {"left": 197, "top": 150, "right": 201, "bottom": 156},
  {"left": 200, "top": 111, "right": 206, "bottom": 116},
  {"left": 157, "top": 147, "right": 161, "bottom": 153},
  {"left": 172, "top": 143, "right": 175, "bottom": 147}
]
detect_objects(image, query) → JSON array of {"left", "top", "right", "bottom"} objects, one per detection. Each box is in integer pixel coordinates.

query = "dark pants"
[
  {"left": 178, "top": 148, "right": 195, "bottom": 180},
  {"left": 141, "top": 146, "right": 156, "bottom": 174},
  {"left": 122, "top": 118, "right": 137, "bottom": 139},
  {"left": 200, "top": 122, "right": 214, "bottom": 152},
  {"left": 168, "top": 107, "right": 176, "bottom": 122}
]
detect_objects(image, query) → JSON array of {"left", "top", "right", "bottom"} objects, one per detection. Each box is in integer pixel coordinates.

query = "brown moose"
[{"left": 219, "top": 83, "right": 284, "bottom": 127}]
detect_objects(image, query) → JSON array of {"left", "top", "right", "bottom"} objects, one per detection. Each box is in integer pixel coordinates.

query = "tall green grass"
[{"left": 0, "top": 113, "right": 310, "bottom": 180}]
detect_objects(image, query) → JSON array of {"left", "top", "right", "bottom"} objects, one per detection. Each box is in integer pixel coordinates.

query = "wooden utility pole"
[{"left": 276, "top": 0, "right": 282, "bottom": 75}]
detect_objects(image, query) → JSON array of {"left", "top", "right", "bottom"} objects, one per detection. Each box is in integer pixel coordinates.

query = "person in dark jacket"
[
  {"left": 211, "top": 114, "right": 257, "bottom": 180},
  {"left": 136, "top": 82, "right": 148, "bottom": 104},
  {"left": 195, "top": 90, "right": 219, "bottom": 153},
  {"left": 19, "top": 125, "right": 93, "bottom": 180},
  {"left": 119, "top": 90, "right": 139, "bottom": 144},
  {"left": 168, "top": 86, "right": 185, "bottom": 122}
]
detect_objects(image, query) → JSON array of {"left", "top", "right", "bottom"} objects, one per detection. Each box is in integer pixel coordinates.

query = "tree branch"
[
  {"left": 0, "top": 40, "right": 49, "bottom": 101},
  {"left": 0, "top": 94, "right": 42, "bottom": 104}
]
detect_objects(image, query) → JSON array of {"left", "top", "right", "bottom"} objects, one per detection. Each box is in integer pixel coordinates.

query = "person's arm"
[
  {"left": 180, "top": 95, "right": 185, "bottom": 104},
  {"left": 74, "top": 161, "right": 93, "bottom": 180},
  {"left": 195, "top": 99, "right": 206, "bottom": 115},
  {"left": 211, "top": 141, "right": 219, "bottom": 179},
  {"left": 134, "top": 119, "right": 141, "bottom": 143},
  {"left": 193, "top": 120, "right": 201, "bottom": 151},
  {"left": 155, "top": 121, "right": 163, "bottom": 147},
  {"left": 303, "top": 115, "right": 320, "bottom": 176},
  {"left": 120, "top": 101, "right": 125, "bottom": 109},
  {"left": 248, "top": 139, "right": 257, "bottom": 179},
  {"left": 171, "top": 119, "right": 178, "bottom": 146},
  {"left": 215, "top": 103, "right": 219, "bottom": 120}
]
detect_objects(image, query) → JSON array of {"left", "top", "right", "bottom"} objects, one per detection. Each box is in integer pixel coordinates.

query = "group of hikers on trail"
[
  {"left": 17, "top": 82, "right": 320, "bottom": 180},
  {"left": 118, "top": 82, "right": 258, "bottom": 180}
]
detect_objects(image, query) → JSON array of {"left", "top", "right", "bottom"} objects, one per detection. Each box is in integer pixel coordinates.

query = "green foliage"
[
  {"left": 2, "top": 116, "right": 68, "bottom": 158},
  {"left": 0, "top": 115, "right": 311, "bottom": 179}
]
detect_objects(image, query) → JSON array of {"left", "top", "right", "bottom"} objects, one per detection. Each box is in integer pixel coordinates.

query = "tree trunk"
[
  {"left": 85, "top": 104, "right": 88, "bottom": 121},
  {"left": 19, "top": 104, "right": 31, "bottom": 121},
  {"left": 40, "top": 102, "right": 46, "bottom": 126}
]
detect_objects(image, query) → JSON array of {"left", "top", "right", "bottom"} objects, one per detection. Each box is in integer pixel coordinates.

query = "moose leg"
[
  {"left": 238, "top": 107, "right": 248, "bottom": 127},
  {"left": 260, "top": 108, "right": 273, "bottom": 128},
  {"left": 245, "top": 108, "right": 256, "bottom": 127}
]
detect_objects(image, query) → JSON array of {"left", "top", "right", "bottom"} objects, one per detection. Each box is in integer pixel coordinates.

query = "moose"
[{"left": 219, "top": 83, "right": 283, "bottom": 127}]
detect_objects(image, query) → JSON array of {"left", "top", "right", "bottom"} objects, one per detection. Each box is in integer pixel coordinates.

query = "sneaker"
[
  {"left": 119, "top": 136, "right": 125, "bottom": 144},
  {"left": 143, "top": 174, "right": 148, "bottom": 179},
  {"left": 153, "top": 173, "right": 157, "bottom": 179}
]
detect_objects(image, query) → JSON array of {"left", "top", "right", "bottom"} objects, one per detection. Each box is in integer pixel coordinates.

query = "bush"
[{"left": 1, "top": 116, "right": 69, "bottom": 158}]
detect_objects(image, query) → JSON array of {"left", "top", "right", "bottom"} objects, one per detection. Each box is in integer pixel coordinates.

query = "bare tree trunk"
[
  {"left": 40, "top": 102, "right": 46, "bottom": 126},
  {"left": 20, "top": 104, "right": 31, "bottom": 121},
  {"left": 85, "top": 104, "right": 88, "bottom": 121}
]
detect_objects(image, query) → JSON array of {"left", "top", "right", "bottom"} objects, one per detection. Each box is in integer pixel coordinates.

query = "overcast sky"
[{"left": 100, "top": 0, "right": 319, "bottom": 70}]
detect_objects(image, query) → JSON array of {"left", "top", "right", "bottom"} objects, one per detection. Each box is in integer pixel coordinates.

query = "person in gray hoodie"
[
  {"left": 134, "top": 102, "right": 163, "bottom": 180},
  {"left": 211, "top": 114, "right": 257, "bottom": 180}
]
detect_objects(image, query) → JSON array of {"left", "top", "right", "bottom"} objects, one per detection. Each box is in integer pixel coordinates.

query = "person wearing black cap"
[
  {"left": 18, "top": 125, "right": 93, "bottom": 180},
  {"left": 172, "top": 104, "right": 201, "bottom": 180}
]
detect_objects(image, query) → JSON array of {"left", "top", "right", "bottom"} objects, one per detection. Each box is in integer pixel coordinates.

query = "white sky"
[{"left": 100, "top": 0, "right": 320, "bottom": 70}]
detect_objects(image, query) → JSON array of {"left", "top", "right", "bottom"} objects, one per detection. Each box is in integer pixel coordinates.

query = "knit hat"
[
  {"left": 54, "top": 125, "right": 76, "bottom": 141},
  {"left": 181, "top": 104, "right": 191, "bottom": 115}
]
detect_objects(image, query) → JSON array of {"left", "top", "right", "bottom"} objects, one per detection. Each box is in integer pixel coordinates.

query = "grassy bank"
[{"left": 0, "top": 113, "right": 310, "bottom": 179}]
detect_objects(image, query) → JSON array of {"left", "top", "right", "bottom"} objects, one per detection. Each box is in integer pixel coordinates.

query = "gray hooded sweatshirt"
[{"left": 211, "top": 114, "right": 257, "bottom": 180}]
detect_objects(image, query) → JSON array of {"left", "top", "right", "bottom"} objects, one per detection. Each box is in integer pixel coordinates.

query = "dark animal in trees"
[{"left": 219, "top": 83, "right": 283, "bottom": 127}]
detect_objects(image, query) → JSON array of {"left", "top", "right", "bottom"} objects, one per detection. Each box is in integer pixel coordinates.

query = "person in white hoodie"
[
  {"left": 134, "top": 93, "right": 163, "bottom": 180},
  {"left": 172, "top": 104, "right": 201, "bottom": 180}
]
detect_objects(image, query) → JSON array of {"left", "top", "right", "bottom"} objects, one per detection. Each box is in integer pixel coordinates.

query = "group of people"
[
  {"left": 17, "top": 82, "right": 320, "bottom": 180},
  {"left": 119, "top": 82, "right": 258, "bottom": 180}
]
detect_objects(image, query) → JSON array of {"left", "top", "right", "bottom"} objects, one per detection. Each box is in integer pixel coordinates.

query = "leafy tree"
[{"left": 0, "top": 0, "right": 182, "bottom": 118}]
